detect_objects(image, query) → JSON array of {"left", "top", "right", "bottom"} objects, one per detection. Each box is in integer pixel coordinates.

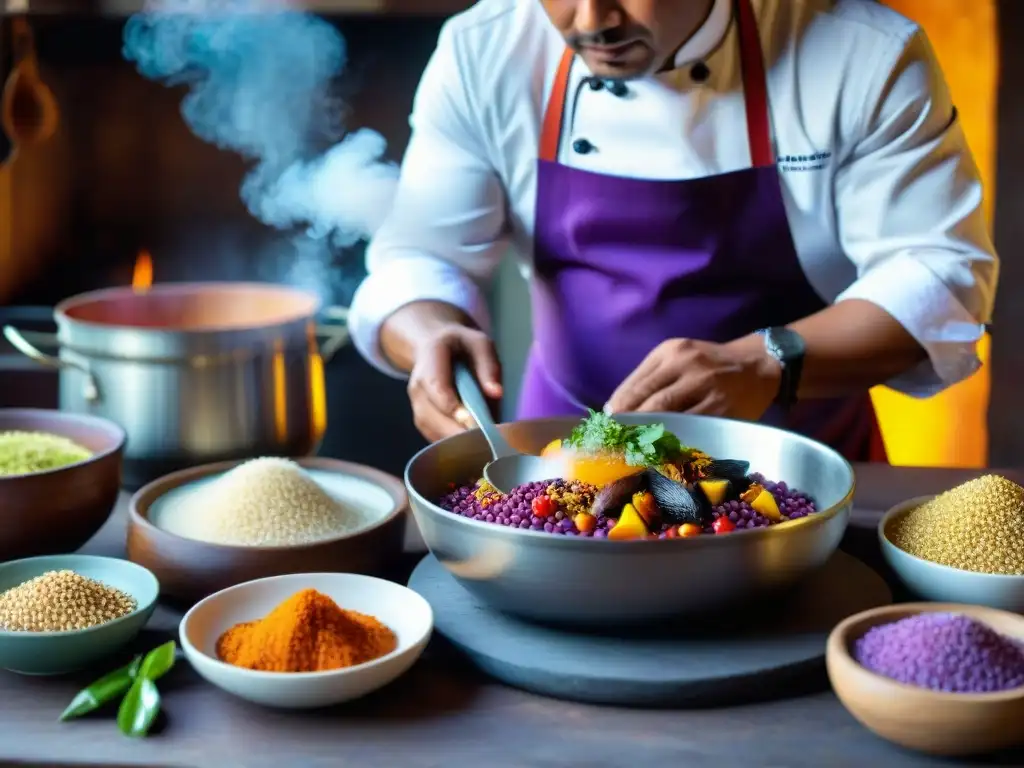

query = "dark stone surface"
[{"left": 408, "top": 551, "right": 891, "bottom": 708}]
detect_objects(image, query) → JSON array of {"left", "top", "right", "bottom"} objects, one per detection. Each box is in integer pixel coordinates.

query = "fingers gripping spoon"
[{"left": 452, "top": 362, "right": 563, "bottom": 495}]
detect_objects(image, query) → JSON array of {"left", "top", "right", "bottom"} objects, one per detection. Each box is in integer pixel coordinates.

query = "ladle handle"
[{"left": 453, "top": 361, "right": 517, "bottom": 459}]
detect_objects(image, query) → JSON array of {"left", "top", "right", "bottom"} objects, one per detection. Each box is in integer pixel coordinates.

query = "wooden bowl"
[
  {"left": 0, "top": 408, "right": 125, "bottom": 560},
  {"left": 827, "top": 603, "right": 1024, "bottom": 757},
  {"left": 127, "top": 458, "right": 407, "bottom": 605}
]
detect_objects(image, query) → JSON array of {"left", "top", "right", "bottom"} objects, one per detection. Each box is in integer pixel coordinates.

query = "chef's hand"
[
  {"left": 408, "top": 325, "right": 503, "bottom": 442},
  {"left": 605, "top": 338, "right": 781, "bottom": 421}
]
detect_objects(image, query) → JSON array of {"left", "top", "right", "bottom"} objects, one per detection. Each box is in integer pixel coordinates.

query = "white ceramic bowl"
[
  {"left": 179, "top": 572, "right": 433, "bottom": 709},
  {"left": 879, "top": 496, "right": 1024, "bottom": 612}
]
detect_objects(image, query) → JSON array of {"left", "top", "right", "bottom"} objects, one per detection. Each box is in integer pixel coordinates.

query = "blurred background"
[{"left": 0, "top": 0, "right": 1014, "bottom": 474}]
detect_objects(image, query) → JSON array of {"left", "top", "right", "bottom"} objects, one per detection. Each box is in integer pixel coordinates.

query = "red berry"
[
  {"left": 532, "top": 495, "right": 555, "bottom": 518},
  {"left": 712, "top": 516, "right": 735, "bottom": 534}
]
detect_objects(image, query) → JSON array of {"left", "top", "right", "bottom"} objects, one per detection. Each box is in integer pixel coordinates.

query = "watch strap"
[{"left": 759, "top": 327, "right": 805, "bottom": 410}]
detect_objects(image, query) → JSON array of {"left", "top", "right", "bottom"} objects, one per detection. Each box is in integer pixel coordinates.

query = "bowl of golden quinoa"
[
  {"left": 0, "top": 554, "right": 159, "bottom": 675},
  {"left": 879, "top": 475, "right": 1024, "bottom": 612},
  {"left": 0, "top": 409, "right": 126, "bottom": 560}
]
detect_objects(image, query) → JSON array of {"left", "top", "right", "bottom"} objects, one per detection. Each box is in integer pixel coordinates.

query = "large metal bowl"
[{"left": 406, "top": 413, "right": 854, "bottom": 626}]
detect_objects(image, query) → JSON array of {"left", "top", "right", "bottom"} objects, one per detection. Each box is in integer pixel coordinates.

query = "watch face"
[{"left": 767, "top": 328, "right": 805, "bottom": 359}]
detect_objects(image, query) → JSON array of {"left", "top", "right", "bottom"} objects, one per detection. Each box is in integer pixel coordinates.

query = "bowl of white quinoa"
[
  {"left": 127, "top": 457, "right": 408, "bottom": 604},
  {"left": 0, "top": 409, "right": 126, "bottom": 561}
]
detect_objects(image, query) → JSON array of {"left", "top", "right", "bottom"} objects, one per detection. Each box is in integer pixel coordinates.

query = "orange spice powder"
[{"left": 215, "top": 588, "right": 397, "bottom": 673}]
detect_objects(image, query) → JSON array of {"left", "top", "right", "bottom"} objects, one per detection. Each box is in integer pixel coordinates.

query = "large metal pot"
[
  {"left": 406, "top": 414, "right": 855, "bottom": 626},
  {"left": 3, "top": 282, "right": 349, "bottom": 489}
]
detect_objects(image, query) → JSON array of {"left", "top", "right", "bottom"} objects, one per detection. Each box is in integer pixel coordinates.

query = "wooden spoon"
[{"left": 1, "top": 17, "right": 59, "bottom": 153}]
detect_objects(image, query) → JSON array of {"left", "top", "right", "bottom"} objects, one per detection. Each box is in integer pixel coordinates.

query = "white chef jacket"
[{"left": 348, "top": 0, "right": 998, "bottom": 397}]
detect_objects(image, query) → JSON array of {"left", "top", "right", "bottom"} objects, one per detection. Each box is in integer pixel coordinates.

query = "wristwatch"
[{"left": 757, "top": 327, "right": 806, "bottom": 411}]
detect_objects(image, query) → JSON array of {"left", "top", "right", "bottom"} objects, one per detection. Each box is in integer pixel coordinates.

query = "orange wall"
[{"left": 872, "top": 0, "right": 998, "bottom": 468}]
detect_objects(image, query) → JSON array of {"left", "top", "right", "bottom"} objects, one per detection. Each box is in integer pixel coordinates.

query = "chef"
[{"left": 347, "top": 0, "right": 998, "bottom": 462}]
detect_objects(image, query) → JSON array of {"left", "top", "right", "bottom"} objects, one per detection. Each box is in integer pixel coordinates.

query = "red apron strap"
[
  {"left": 538, "top": 0, "right": 774, "bottom": 168},
  {"left": 539, "top": 48, "right": 576, "bottom": 163},
  {"left": 735, "top": 0, "right": 774, "bottom": 167}
]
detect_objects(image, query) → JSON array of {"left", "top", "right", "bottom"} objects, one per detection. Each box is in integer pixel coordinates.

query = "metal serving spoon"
[{"left": 452, "top": 361, "right": 563, "bottom": 495}]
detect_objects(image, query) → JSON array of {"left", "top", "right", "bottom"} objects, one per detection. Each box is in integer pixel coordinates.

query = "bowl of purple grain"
[
  {"left": 405, "top": 411, "right": 854, "bottom": 626},
  {"left": 827, "top": 602, "right": 1024, "bottom": 757}
]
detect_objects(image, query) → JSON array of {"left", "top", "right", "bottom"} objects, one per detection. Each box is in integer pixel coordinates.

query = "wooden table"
[{"left": 1, "top": 465, "right": 1022, "bottom": 768}]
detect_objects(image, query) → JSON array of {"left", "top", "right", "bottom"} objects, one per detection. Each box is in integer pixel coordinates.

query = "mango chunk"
[
  {"left": 740, "top": 484, "right": 763, "bottom": 504},
  {"left": 749, "top": 488, "right": 781, "bottom": 521},
  {"left": 540, "top": 439, "right": 563, "bottom": 457},
  {"left": 608, "top": 503, "right": 649, "bottom": 541},
  {"left": 631, "top": 491, "right": 659, "bottom": 527},
  {"left": 698, "top": 478, "right": 731, "bottom": 506}
]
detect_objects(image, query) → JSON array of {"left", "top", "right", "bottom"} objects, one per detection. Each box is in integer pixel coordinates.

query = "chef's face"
[{"left": 541, "top": 0, "right": 712, "bottom": 79}]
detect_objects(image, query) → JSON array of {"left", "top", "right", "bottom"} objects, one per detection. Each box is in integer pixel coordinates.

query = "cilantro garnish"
[{"left": 564, "top": 410, "right": 688, "bottom": 467}]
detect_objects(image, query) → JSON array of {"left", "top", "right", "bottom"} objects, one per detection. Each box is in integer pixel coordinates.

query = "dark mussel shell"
[
  {"left": 644, "top": 468, "right": 712, "bottom": 526},
  {"left": 705, "top": 459, "right": 751, "bottom": 484},
  {"left": 591, "top": 472, "right": 646, "bottom": 518}
]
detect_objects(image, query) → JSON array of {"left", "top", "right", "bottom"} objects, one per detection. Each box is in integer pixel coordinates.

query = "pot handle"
[
  {"left": 2, "top": 325, "right": 100, "bottom": 402},
  {"left": 315, "top": 305, "right": 350, "bottom": 364}
]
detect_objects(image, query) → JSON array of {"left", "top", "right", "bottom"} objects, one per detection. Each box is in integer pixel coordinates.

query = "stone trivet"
[{"left": 409, "top": 550, "right": 891, "bottom": 707}]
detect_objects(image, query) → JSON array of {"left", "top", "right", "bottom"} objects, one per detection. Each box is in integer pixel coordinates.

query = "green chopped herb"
[{"left": 565, "top": 411, "right": 687, "bottom": 467}]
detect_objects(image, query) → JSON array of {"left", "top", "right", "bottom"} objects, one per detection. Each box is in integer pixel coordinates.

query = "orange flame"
[{"left": 132, "top": 251, "right": 154, "bottom": 292}]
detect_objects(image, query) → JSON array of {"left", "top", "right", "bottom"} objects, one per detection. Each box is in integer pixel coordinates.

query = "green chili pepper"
[
  {"left": 114, "top": 640, "right": 177, "bottom": 738},
  {"left": 59, "top": 639, "right": 178, "bottom": 735},
  {"left": 137, "top": 640, "right": 177, "bottom": 683},
  {"left": 59, "top": 655, "right": 142, "bottom": 722},
  {"left": 116, "top": 677, "right": 161, "bottom": 738}
]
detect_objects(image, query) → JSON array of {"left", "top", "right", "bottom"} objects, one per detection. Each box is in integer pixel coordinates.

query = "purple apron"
[{"left": 518, "top": 0, "right": 887, "bottom": 463}]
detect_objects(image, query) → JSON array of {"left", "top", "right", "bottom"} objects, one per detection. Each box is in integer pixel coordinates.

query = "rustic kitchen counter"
[{"left": 1, "top": 464, "right": 1022, "bottom": 768}]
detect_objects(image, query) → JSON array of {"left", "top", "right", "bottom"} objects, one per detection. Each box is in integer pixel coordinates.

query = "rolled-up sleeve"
[
  {"left": 348, "top": 22, "right": 509, "bottom": 378},
  {"left": 833, "top": 29, "right": 998, "bottom": 397}
]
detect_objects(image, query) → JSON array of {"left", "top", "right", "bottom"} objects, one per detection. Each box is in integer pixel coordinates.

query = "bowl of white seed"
[{"left": 0, "top": 554, "right": 159, "bottom": 675}]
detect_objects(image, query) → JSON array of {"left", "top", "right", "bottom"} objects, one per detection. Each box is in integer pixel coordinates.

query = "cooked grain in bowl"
[
  {"left": 887, "top": 475, "right": 1024, "bottom": 575},
  {"left": 0, "top": 431, "right": 93, "bottom": 476},
  {"left": 152, "top": 457, "right": 382, "bottom": 547}
]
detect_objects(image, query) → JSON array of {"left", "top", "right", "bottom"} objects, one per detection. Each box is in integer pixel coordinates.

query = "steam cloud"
[{"left": 122, "top": 0, "right": 399, "bottom": 299}]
